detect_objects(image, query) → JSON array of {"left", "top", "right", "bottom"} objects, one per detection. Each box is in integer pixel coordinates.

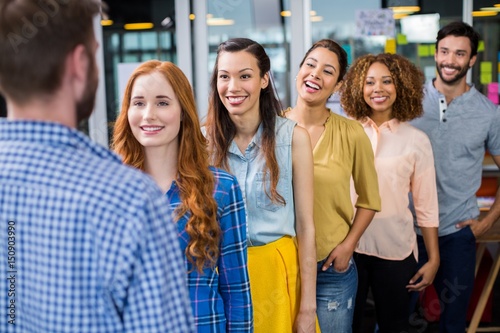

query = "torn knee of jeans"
[
  {"left": 326, "top": 297, "right": 353, "bottom": 311},
  {"left": 327, "top": 300, "right": 339, "bottom": 311}
]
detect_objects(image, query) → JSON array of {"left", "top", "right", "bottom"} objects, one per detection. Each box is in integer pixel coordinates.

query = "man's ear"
[
  {"left": 469, "top": 54, "right": 477, "bottom": 68},
  {"left": 66, "top": 44, "right": 89, "bottom": 99}
]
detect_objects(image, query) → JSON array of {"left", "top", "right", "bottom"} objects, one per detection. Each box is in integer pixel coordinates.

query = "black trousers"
[{"left": 352, "top": 252, "right": 417, "bottom": 333}]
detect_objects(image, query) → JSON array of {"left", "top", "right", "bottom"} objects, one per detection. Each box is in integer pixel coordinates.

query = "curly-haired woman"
[
  {"left": 341, "top": 53, "right": 440, "bottom": 333},
  {"left": 113, "top": 60, "right": 252, "bottom": 333}
]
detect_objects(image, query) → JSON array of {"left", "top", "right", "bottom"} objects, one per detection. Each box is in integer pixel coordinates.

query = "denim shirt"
[{"left": 228, "top": 116, "right": 296, "bottom": 246}]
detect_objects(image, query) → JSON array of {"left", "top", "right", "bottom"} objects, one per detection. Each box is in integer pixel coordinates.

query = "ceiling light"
[
  {"left": 311, "top": 16, "right": 323, "bottom": 22},
  {"left": 101, "top": 19, "right": 113, "bottom": 26},
  {"left": 480, "top": 7, "right": 500, "bottom": 12},
  {"left": 161, "top": 17, "right": 174, "bottom": 29},
  {"left": 472, "top": 10, "right": 498, "bottom": 17},
  {"left": 389, "top": 6, "right": 420, "bottom": 14},
  {"left": 124, "top": 23, "right": 154, "bottom": 30},
  {"left": 281, "top": 10, "right": 291, "bottom": 17},
  {"left": 206, "top": 18, "right": 234, "bottom": 26},
  {"left": 393, "top": 13, "right": 409, "bottom": 19}
]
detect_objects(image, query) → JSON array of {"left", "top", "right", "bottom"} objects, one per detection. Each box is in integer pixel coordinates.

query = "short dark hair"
[
  {"left": 436, "top": 21, "right": 480, "bottom": 57},
  {"left": 0, "top": 0, "right": 100, "bottom": 103},
  {"left": 300, "top": 39, "right": 348, "bottom": 84}
]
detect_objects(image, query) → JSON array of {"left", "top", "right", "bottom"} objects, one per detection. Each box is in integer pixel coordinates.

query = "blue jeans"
[
  {"left": 316, "top": 257, "right": 357, "bottom": 333},
  {"left": 417, "top": 226, "right": 476, "bottom": 333}
]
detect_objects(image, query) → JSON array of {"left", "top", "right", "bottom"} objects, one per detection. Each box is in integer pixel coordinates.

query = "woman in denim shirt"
[{"left": 205, "top": 38, "right": 319, "bottom": 333}]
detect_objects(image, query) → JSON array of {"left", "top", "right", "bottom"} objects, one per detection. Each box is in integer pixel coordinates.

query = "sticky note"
[
  {"left": 488, "top": 92, "right": 499, "bottom": 104},
  {"left": 418, "top": 44, "right": 430, "bottom": 57},
  {"left": 488, "top": 83, "right": 498, "bottom": 93},
  {"left": 480, "top": 72, "right": 492, "bottom": 84},
  {"left": 385, "top": 39, "right": 396, "bottom": 54},
  {"left": 397, "top": 34, "right": 408, "bottom": 45},
  {"left": 480, "top": 62, "right": 493, "bottom": 72},
  {"left": 429, "top": 44, "right": 436, "bottom": 55},
  {"left": 478, "top": 40, "right": 485, "bottom": 52}
]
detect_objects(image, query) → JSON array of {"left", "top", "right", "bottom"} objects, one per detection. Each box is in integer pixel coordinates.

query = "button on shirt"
[
  {"left": 0, "top": 120, "right": 194, "bottom": 333},
  {"left": 166, "top": 167, "right": 252, "bottom": 332},
  {"left": 355, "top": 119, "right": 439, "bottom": 260}
]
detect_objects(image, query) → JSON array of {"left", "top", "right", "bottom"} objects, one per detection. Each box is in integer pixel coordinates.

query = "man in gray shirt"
[{"left": 411, "top": 21, "right": 500, "bottom": 333}]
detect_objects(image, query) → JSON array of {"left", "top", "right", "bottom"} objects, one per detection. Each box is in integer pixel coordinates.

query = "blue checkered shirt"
[
  {"left": 167, "top": 167, "right": 253, "bottom": 332},
  {"left": 0, "top": 120, "right": 195, "bottom": 333}
]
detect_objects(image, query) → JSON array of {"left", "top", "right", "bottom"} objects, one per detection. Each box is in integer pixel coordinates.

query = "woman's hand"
[
  {"left": 406, "top": 259, "right": 439, "bottom": 292},
  {"left": 321, "top": 242, "right": 354, "bottom": 272},
  {"left": 294, "top": 309, "right": 317, "bottom": 333}
]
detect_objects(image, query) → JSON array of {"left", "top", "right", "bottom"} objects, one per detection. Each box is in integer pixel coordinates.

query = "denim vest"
[{"left": 228, "top": 116, "right": 296, "bottom": 246}]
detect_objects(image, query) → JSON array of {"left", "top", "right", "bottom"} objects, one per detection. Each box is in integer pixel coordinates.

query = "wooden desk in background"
[{"left": 468, "top": 214, "right": 500, "bottom": 333}]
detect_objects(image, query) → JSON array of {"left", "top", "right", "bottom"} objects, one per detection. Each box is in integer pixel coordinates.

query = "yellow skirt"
[{"left": 248, "top": 236, "right": 321, "bottom": 332}]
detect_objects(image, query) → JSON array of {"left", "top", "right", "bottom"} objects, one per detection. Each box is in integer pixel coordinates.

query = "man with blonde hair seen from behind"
[{"left": 0, "top": 1, "right": 194, "bottom": 332}]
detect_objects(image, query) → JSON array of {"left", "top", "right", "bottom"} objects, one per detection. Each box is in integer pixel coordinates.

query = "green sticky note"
[
  {"left": 480, "top": 61, "right": 493, "bottom": 72},
  {"left": 429, "top": 44, "right": 436, "bottom": 55},
  {"left": 478, "top": 40, "right": 485, "bottom": 52},
  {"left": 480, "top": 72, "right": 492, "bottom": 84},
  {"left": 397, "top": 33, "right": 408, "bottom": 45},
  {"left": 418, "top": 44, "right": 430, "bottom": 57}
]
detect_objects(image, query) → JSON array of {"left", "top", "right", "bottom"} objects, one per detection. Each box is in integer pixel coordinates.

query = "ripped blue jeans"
[{"left": 316, "top": 257, "right": 357, "bottom": 333}]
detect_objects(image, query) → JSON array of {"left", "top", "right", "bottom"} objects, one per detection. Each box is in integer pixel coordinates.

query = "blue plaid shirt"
[
  {"left": 0, "top": 120, "right": 195, "bottom": 333},
  {"left": 167, "top": 167, "right": 253, "bottom": 332}
]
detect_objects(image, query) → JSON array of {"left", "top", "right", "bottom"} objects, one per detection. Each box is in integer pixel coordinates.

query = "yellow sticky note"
[
  {"left": 397, "top": 34, "right": 408, "bottom": 45},
  {"left": 418, "top": 44, "right": 430, "bottom": 57},
  {"left": 385, "top": 39, "right": 396, "bottom": 54},
  {"left": 478, "top": 41, "right": 485, "bottom": 52},
  {"left": 481, "top": 61, "right": 493, "bottom": 72},
  {"left": 480, "top": 72, "right": 492, "bottom": 84}
]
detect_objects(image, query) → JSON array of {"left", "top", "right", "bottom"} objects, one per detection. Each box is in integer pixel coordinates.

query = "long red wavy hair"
[{"left": 112, "top": 60, "right": 220, "bottom": 272}]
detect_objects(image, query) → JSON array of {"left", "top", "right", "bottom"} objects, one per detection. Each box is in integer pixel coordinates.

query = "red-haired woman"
[{"left": 113, "top": 60, "right": 252, "bottom": 333}]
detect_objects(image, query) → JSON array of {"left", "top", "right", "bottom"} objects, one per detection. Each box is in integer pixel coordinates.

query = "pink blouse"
[{"left": 354, "top": 118, "right": 439, "bottom": 260}]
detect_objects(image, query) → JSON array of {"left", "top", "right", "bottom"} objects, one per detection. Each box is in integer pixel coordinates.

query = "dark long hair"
[{"left": 205, "top": 37, "right": 284, "bottom": 205}]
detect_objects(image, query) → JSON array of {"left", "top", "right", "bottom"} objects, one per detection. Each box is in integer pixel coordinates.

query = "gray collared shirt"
[{"left": 410, "top": 79, "right": 500, "bottom": 236}]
